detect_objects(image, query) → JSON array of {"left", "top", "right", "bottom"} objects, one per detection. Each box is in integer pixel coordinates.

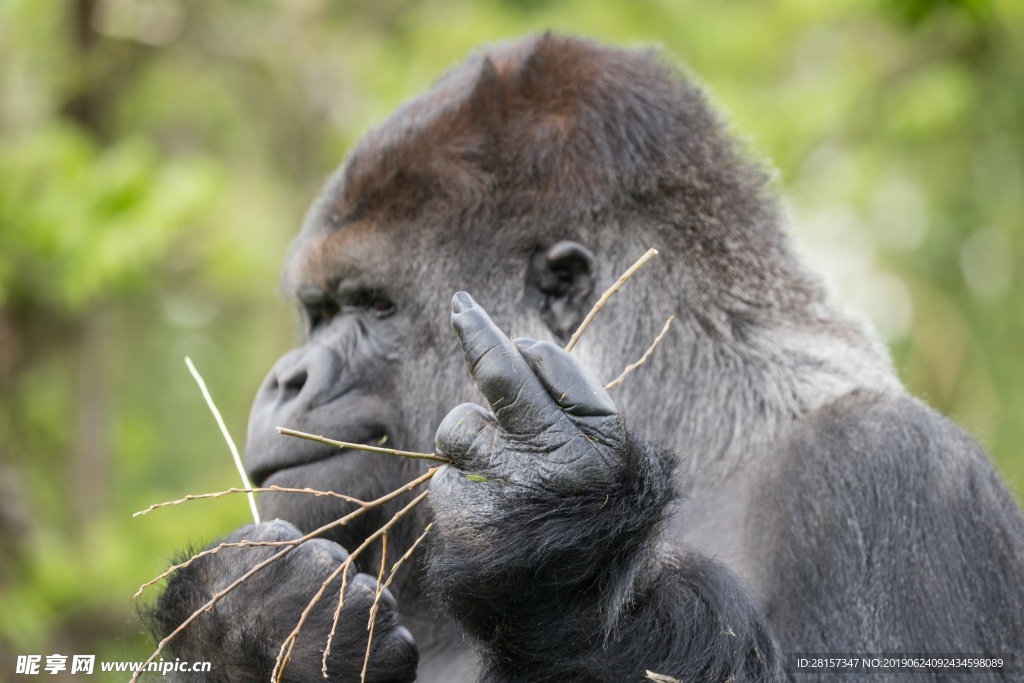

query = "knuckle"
[
  {"left": 297, "top": 538, "right": 350, "bottom": 566},
  {"left": 376, "top": 624, "right": 417, "bottom": 658},
  {"left": 228, "top": 519, "right": 301, "bottom": 544},
  {"left": 436, "top": 403, "right": 491, "bottom": 454},
  {"left": 518, "top": 339, "right": 566, "bottom": 366},
  {"left": 346, "top": 573, "right": 381, "bottom": 606},
  {"left": 470, "top": 340, "right": 513, "bottom": 381},
  {"left": 531, "top": 340, "right": 563, "bottom": 356}
]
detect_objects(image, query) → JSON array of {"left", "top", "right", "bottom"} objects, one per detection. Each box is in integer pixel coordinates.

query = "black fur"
[{"left": 428, "top": 431, "right": 781, "bottom": 682}]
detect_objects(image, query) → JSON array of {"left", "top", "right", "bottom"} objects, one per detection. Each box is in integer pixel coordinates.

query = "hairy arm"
[{"left": 754, "top": 393, "right": 1024, "bottom": 681}]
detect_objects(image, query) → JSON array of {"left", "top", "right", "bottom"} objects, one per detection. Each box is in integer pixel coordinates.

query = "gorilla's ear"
[{"left": 526, "top": 240, "right": 596, "bottom": 342}]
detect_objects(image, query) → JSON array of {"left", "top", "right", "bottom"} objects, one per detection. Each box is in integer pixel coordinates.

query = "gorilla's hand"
[
  {"left": 428, "top": 292, "right": 675, "bottom": 651},
  {"left": 427, "top": 294, "right": 783, "bottom": 681},
  {"left": 435, "top": 291, "right": 629, "bottom": 493},
  {"left": 150, "top": 520, "right": 418, "bottom": 683}
]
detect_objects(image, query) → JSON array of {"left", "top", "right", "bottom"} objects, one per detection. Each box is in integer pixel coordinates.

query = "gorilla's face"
[
  {"left": 241, "top": 35, "right": 696, "bottom": 549},
  {"left": 243, "top": 195, "right": 602, "bottom": 550},
  {"left": 244, "top": 210, "right": 464, "bottom": 547},
  {"left": 242, "top": 184, "right": 592, "bottom": 543}
]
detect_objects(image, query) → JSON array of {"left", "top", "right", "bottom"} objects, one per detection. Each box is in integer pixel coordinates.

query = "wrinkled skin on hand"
[{"left": 433, "top": 290, "right": 626, "bottom": 495}]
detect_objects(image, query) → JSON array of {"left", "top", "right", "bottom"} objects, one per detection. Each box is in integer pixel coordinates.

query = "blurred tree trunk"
[
  {"left": 71, "top": 310, "right": 110, "bottom": 525},
  {"left": 64, "top": 0, "right": 111, "bottom": 526},
  {"left": 63, "top": 0, "right": 102, "bottom": 136}
]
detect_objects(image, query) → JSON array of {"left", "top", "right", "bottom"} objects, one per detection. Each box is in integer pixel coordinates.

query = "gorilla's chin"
[
  {"left": 256, "top": 450, "right": 419, "bottom": 550},
  {"left": 246, "top": 416, "right": 392, "bottom": 484}
]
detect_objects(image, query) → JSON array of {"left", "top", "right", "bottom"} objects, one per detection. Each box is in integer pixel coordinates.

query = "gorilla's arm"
[
  {"left": 427, "top": 293, "right": 783, "bottom": 682},
  {"left": 755, "top": 392, "right": 1024, "bottom": 676}
]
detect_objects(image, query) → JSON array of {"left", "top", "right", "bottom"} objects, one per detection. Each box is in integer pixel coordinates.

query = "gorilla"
[{"left": 150, "top": 34, "right": 1024, "bottom": 682}]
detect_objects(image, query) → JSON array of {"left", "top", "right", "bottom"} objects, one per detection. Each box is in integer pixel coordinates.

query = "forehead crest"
[{"left": 330, "top": 33, "right": 700, "bottom": 223}]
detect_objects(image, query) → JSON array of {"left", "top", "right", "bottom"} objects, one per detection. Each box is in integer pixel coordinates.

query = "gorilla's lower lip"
[{"left": 249, "top": 426, "right": 389, "bottom": 486}]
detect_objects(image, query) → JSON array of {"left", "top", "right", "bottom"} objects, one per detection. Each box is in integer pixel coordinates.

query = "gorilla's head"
[{"left": 243, "top": 33, "right": 836, "bottom": 552}]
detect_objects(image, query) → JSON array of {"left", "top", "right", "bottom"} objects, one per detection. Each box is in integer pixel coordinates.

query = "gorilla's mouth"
[{"left": 248, "top": 423, "right": 391, "bottom": 487}]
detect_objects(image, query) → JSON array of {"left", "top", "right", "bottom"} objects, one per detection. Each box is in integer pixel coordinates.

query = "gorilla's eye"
[
  {"left": 306, "top": 299, "right": 340, "bottom": 330},
  {"left": 342, "top": 289, "right": 397, "bottom": 319}
]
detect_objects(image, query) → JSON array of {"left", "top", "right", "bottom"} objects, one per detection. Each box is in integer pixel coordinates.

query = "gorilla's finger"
[
  {"left": 513, "top": 339, "right": 617, "bottom": 418},
  {"left": 435, "top": 403, "right": 500, "bottom": 468},
  {"left": 450, "top": 292, "right": 554, "bottom": 433},
  {"left": 225, "top": 519, "right": 303, "bottom": 544},
  {"left": 299, "top": 538, "right": 352, "bottom": 569}
]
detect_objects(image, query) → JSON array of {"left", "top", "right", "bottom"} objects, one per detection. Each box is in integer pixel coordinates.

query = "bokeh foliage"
[{"left": 0, "top": 0, "right": 1020, "bottom": 671}]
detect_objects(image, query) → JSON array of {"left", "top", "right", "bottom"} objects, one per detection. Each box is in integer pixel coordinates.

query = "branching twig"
[
  {"left": 380, "top": 522, "right": 433, "bottom": 594},
  {"left": 135, "top": 538, "right": 310, "bottom": 599},
  {"left": 321, "top": 522, "right": 435, "bottom": 677},
  {"left": 133, "top": 486, "right": 367, "bottom": 517},
  {"left": 605, "top": 315, "right": 675, "bottom": 389},
  {"left": 272, "top": 491, "right": 430, "bottom": 683},
  {"left": 359, "top": 531, "right": 389, "bottom": 683},
  {"left": 186, "top": 356, "right": 259, "bottom": 524},
  {"left": 277, "top": 427, "right": 450, "bottom": 463},
  {"left": 565, "top": 248, "right": 658, "bottom": 352},
  {"left": 134, "top": 468, "right": 436, "bottom": 598},
  {"left": 129, "top": 469, "right": 438, "bottom": 682},
  {"left": 322, "top": 568, "right": 351, "bottom": 678},
  {"left": 367, "top": 531, "right": 389, "bottom": 630}
]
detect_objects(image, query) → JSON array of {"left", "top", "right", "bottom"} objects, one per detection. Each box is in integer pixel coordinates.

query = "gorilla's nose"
[
  {"left": 269, "top": 357, "right": 310, "bottom": 403},
  {"left": 256, "top": 345, "right": 341, "bottom": 416},
  {"left": 246, "top": 344, "right": 348, "bottom": 484}
]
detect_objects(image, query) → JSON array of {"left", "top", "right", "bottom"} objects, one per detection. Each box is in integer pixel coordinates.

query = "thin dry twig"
[
  {"left": 367, "top": 532, "right": 389, "bottom": 631},
  {"left": 359, "top": 531, "right": 390, "bottom": 683},
  {"left": 277, "top": 427, "right": 450, "bottom": 463},
  {"left": 322, "top": 567, "right": 351, "bottom": 677},
  {"left": 186, "top": 356, "right": 260, "bottom": 524},
  {"left": 135, "top": 538, "right": 313, "bottom": 599},
  {"left": 130, "top": 468, "right": 438, "bottom": 682},
  {"left": 133, "top": 486, "right": 367, "bottom": 518},
  {"left": 565, "top": 248, "right": 659, "bottom": 352},
  {"left": 134, "top": 468, "right": 436, "bottom": 598},
  {"left": 271, "top": 491, "right": 429, "bottom": 683},
  {"left": 646, "top": 671, "right": 682, "bottom": 683},
  {"left": 322, "top": 522, "right": 434, "bottom": 677},
  {"left": 380, "top": 522, "right": 433, "bottom": 594},
  {"left": 605, "top": 315, "right": 675, "bottom": 390}
]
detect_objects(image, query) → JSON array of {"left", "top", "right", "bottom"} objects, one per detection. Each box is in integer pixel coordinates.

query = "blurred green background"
[{"left": 1, "top": 0, "right": 1021, "bottom": 674}]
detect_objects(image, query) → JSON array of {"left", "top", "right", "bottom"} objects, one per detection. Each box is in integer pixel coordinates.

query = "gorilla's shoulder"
[
  {"left": 788, "top": 390, "right": 1000, "bottom": 476},
  {"left": 764, "top": 389, "right": 1024, "bottom": 546},
  {"left": 757, "top": 392, "right": 1024, "bottom": 654}
]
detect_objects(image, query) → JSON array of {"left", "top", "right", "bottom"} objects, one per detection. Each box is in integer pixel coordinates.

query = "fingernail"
[
  {"left": 452, "top": 291, "right": 475, "bottom": 314},
  {"left": 513, "top": 338, "right": 538, "bottom": 350}
]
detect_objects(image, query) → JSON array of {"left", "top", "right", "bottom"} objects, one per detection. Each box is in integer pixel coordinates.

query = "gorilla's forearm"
[
  {"left": 428, "top": 433, "right": 783, "bottom": 682},
  {"left": 571, "top": 551, "right": 784, "bottom": 683}
]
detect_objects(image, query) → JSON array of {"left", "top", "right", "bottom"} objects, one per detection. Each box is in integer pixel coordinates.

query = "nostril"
[
  {"left": 280, "top": 370, "right": 308, "bottom": 401},
  {"left": 256, "top": 345, "right": 339, "bottom": 414}
]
